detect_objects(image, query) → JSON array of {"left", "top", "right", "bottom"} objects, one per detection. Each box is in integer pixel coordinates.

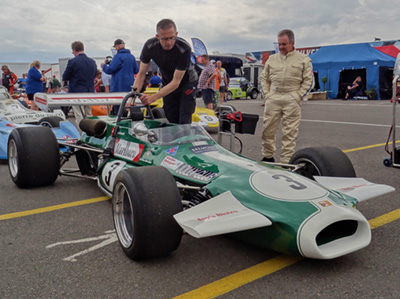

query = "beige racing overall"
[{"left": 261, "top": 50, "right": 313, "bottom": 163}]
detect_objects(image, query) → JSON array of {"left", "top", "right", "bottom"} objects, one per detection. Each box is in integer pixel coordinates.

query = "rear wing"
[{"left": 34, "top": 92, "right": 138, "bottom": 112}]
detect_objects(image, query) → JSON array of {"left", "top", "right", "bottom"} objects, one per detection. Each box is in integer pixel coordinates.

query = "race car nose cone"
[{"left": 298, "top": 204, "right": 371, "bottom": 259}]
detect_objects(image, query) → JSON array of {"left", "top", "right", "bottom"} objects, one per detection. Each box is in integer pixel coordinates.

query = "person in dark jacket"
[
  {"left": 62, "top": 41, "right": 97, "bottom": 123},
  {"left": 102, "top": 39, "right": 139, "bottom": 115}
]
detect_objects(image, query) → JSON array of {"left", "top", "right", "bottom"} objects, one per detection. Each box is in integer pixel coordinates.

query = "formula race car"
[
  {"left": 0, "top": 86, "right": 66, "bottom": 124},
  {"left": 227, "top": 77, "right": 259, "bottom": 100},
  {"left": 8, "top": 91, "right": 394, "bottom": 261},
  {"left": 0, "top": 88, "right": 79, "bottom": 159}
]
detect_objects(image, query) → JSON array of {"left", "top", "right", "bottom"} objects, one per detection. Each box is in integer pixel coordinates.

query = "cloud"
[{"left": 0, "top": 0, "right": 399, "bottom": 62}]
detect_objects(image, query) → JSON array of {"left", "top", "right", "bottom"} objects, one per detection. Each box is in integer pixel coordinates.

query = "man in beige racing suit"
[{"left": 260, "top": 29, "right": 313, "bottom": 164}]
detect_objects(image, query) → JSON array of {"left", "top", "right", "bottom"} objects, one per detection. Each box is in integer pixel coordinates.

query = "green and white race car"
[
  {"left": 7, "top": 91, "right": 394, "bottom": 261},
  {"left": 227, "top": 77, "right": 259, "bottom": 100}
]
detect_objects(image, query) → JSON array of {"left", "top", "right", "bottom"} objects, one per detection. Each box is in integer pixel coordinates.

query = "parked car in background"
[{"left": 227, "top": 77, "right": 259, "bottom": 100}]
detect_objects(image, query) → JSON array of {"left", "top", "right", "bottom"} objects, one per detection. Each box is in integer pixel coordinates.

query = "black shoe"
[{"left": 261, "top": 157, "right": 275, "bottom": 163}]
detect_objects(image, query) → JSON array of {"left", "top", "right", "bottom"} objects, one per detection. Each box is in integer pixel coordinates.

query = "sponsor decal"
[
  {"left": 175, "top": 164, "right": 217, "bottom": 182},
  {"left": 139, "top": 157, "right": 152, "bottom": 164},
  {"left": 318, "top": 200, "right": 333, "bottom": 207},
  {"left": 7, "top": 113, "right": 46, "bottom": 122},
  {"left": 114, "top": 139, "right": 144, "bottom": 162},
  {"left": 190, "top": 144, "right": 217, "bottom": 154},
  {"left": 62, "top": 135, "right": 76, "bottom": 144},
  {"left": 161, "top": 156, "right": 184, "bottom": 170},
  {"left": 340, "top": 184, "right": 368, "bottom": 192},
  {"left": 197, "top": 210, "right": 239, "bottom": 222},
  {"left": 165, "top": 146, "right": 179, "bottom": 156},
  {"left": 192, "top": 141, "right": 208, "bottom": 146}
]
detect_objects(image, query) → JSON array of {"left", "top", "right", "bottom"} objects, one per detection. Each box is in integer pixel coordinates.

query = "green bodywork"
[{"left": 81, "top": 118, "right": 359, "bottom": 256}]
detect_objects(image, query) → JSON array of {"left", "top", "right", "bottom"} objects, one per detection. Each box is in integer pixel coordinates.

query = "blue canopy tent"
[{"left": 310, "top": 43, "right": 395, "bottom": 99}]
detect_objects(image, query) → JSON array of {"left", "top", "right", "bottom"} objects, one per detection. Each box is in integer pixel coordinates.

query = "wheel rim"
[
  {"left": 252, "top": 91, "right": 258, "bottom": 98},
  {"left": 39, "top": 121, "right": 53, "bottom": 128},
  {"left": 113, "top": 182, "right": 134, "bottom": 248},
  {"left": 8, "top": 139, "right": 18, "bottom": 177},
  {"left": 227, "top": 92, "right": 232, "bottom": 100},
  {"left": 293, "top": 158, "right": 322, "bottom": 179}
]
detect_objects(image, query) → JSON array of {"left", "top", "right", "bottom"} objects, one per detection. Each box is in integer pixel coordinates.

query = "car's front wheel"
[
  {"left": 112, "top": 166, "right": 183, "bottom": 260},
  {"left": 8, "top": 127, "right": 60, "bottom": 188},
  {"left": 289, "top": 146, "right": 356, "bottom": 179}
]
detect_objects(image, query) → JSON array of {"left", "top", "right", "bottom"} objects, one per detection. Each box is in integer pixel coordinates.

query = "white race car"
[{"left": 0, "top": 87, "right": 65, "bottom": 125}]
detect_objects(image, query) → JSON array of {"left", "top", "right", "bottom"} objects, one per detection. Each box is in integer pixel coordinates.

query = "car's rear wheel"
[
  {"left": 38, "top": 116, "right": 64, "bottom": 128},
  {"left": 289, "top": 146, "right": 356, "bottom": 179},
  {"left": 8, "top": 127, "right": 60, "bottom": 188},
  {"left": 112, "top": 166, "right": 183, "bottom": 260},
  {"left": 227, "top": 91, "right": 233, "bottom": 101},
  {"left": 250, "top": 89, "right": 259, "bottom": 99}
]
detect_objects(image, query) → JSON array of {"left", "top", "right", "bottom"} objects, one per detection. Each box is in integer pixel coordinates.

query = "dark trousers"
[{"left": 163, "top": 82, "right": 197, "bottom": 124}]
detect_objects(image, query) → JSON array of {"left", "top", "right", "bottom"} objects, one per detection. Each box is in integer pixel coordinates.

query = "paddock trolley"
[{"left": 384, "top": 54, "right": 400, "bottom": 167}]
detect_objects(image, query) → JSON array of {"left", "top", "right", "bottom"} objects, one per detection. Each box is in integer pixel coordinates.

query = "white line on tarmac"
[
  {"left": 303, "top": 101, "right": 391, "bottom": 108},
  {"left": 301, "top": 119, "right": 395, "bottom": 128}
]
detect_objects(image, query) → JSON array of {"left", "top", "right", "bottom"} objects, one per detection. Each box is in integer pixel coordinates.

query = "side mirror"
[{"left": 394, "top": 53, "right": 400, "bottom": 76}]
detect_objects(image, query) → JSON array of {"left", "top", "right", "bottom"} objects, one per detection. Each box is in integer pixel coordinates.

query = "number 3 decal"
[{"left": 272, "top": 174, "right": 307, "bottom": 190}]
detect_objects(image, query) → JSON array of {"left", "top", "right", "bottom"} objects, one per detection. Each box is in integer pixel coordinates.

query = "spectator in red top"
[{"left": 2, "top": 65, "right": 18, "bottom": 94}]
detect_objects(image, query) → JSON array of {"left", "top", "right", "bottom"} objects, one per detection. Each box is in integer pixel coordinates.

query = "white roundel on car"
[
  {"left": 199, "top": 114, "right": 218, "bottom": 125},
  {"left": 249, "top": 169, "right": 328, "bottom": 202}
]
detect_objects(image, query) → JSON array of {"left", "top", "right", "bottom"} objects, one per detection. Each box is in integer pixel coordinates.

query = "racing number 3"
[
  {"left": 272, "top": 174, "right": 307, "bottom": 190},
  {"left": 105, "top": 162, "right": 121, "bottom": 187}
]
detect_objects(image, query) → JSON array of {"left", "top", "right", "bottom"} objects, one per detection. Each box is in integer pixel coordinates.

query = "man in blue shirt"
[
  {"left": 102, "top": 39, "right": 139, "bottom": 115},
  {"left": 62, "top": 41, "right": 97, "bottom": 122}
]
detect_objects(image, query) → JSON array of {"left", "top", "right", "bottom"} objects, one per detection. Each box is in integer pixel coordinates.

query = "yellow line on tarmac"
[
  {"left": 369, "top": 208, "right": 400, "bottom": 229},
  {"left": 174, "top": 255, "right": 302, "bottom": 299},
  {"left": 174, "top": 210, "right": 400, "bottom": 299},
  {"left": 0, "top": 196, "right": 110, "bottom": 221},
  {"left": 343, "top": 140, "right": 400, "bottom": 153}
]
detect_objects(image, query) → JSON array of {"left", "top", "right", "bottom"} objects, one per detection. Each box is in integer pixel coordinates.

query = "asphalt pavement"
[{"left": 1, "top": 97, "right": 399, "bottom": 299}]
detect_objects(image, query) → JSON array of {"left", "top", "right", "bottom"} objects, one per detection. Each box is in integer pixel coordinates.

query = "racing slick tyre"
[
  {"left": 8, "top": 127, "right": 60, "bottom": 188},
  {"left": 38, "top": 116, "right": 64, "bottom": 128},
  {"left": 227, "top": 91, "right": 233, "bottom": 101},
  {"left": 249, "top": 89, "right": 259, "bottom": 99},
  {"left": 112, "top": 166, "right": 183, "bottom": 260},
  {"left": 151, "top": 107, "right": 166, "bottom": 119},
  {"left": 289, "top": 146, "right": 356, "bottom": 180}
]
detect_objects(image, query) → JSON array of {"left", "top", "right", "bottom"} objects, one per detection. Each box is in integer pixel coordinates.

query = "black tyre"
[
  {"left": 227, "top": 91, "right": 233, "bottom": 100},
  {"left": 151, "top": 107, "right": 166, "bottom": 119},
  {"left": 8, "top": 127, "right": 60, "bottom": 188},
  {"left": 112, "top": 166, "right": 183, "bottom": 260},
  {"left": 249, "top": 89, "right": 259, "bottom": 99},
  {"left": 289, "top": 146, "right": 356, "bottom": 180},
  {"left": 38, "top": 116, "right": 64, "bottom": 128}
]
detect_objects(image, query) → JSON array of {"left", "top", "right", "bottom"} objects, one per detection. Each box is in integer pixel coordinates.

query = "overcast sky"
[{"left": 1, "top": 0, "right": 399, "bottom": 63}]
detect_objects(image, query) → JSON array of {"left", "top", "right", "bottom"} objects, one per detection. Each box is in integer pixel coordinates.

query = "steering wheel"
[{"left": 116, "top": 91, "right": 155, "bottom": 122}]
